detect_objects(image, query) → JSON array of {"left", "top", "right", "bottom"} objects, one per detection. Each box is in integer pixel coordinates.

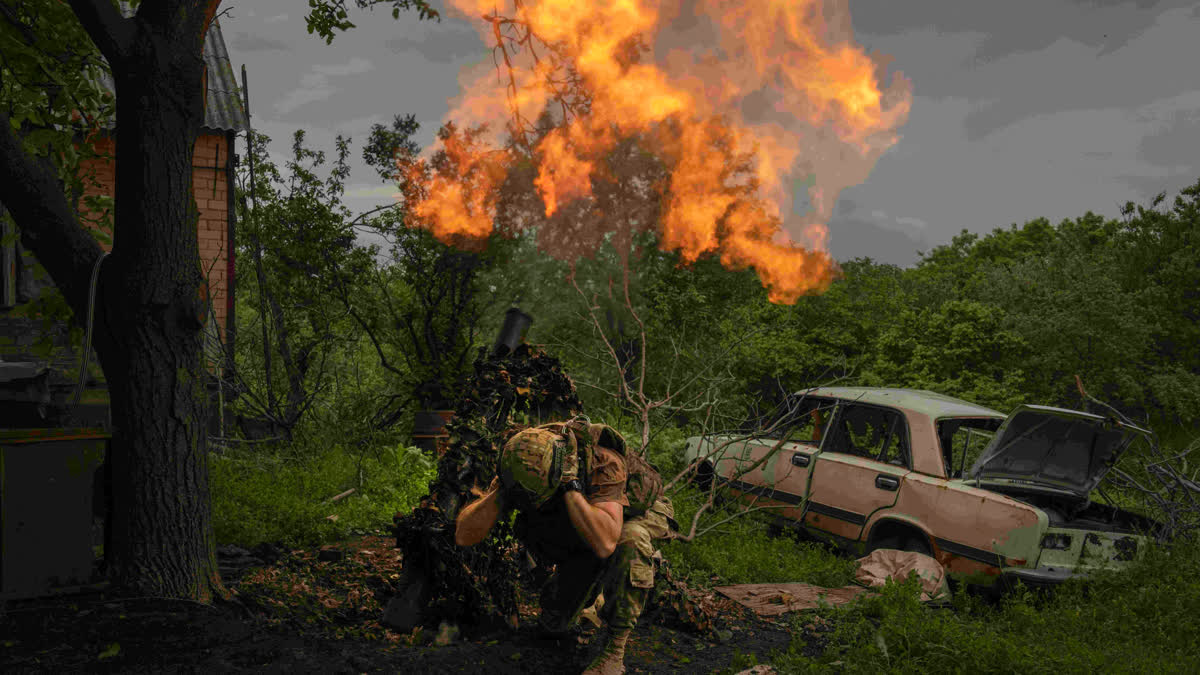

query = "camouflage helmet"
[{"left": 499, "top": 426, "right": 575, "bottom": 509}]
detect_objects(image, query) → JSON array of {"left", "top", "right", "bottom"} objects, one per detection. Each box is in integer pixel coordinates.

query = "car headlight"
[{"left": 1040, "top": 533, "right": 1073, "bottom": 550}]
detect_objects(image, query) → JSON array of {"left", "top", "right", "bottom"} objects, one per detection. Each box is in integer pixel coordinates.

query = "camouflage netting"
[{"left": 390, "top": 344, "right": 582, "bottom": 628}]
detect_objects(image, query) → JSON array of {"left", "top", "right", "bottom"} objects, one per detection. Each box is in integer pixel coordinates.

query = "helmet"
[{"left": 499, "top": 426, "right": 573, "bottom": 509}]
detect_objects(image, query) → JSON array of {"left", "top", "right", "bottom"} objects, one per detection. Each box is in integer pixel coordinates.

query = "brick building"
[{"left": 0, "top": 18, "right": 247, "bottom": 427}]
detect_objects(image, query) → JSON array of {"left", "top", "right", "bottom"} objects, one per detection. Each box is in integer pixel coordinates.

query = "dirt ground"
[{"left": 1, "top": 536, "right": 810, "bottom": 674}]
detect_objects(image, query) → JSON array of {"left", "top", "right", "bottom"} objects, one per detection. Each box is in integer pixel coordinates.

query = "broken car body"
[{"left": 684, "top": 387, "right": 1158, "bottom": 587}]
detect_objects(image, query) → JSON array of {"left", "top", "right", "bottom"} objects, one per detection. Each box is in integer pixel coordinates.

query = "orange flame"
[{"left": 406, "top": 0, "right": 911, "bottom": 303}]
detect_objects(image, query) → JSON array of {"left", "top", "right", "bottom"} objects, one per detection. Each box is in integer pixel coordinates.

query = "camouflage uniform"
[{"left": 513, "top": 446, "right": 675, "bottom": 636}]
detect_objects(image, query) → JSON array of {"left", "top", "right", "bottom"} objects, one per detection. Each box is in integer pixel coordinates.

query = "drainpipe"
[{"left": 225, "top": 128, "right": 236, "bottom": 377}]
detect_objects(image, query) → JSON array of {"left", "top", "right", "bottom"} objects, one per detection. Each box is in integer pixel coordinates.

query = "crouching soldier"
[{"left": 455, "top": 420, "right": 674, "bottom": 675}]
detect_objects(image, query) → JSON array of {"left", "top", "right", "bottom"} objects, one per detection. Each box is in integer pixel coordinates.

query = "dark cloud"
[
  {"left": 1116, "top": 107, "right": 1200, "bottom": 200},
  {"left": 827, "top": 216, "right": 928, "bottom": 268},
  {"left": 231, "top": 31, "right": 290, "bottom": 53},
  {"left": 1137, "top": 110, "right": 1200, "bottom": 170},
  {"left": 384, "top": 26, "right": 483, "bottom": 63},
  {"left": 850, "top": 0, "right": 1197, "bottom": 140},
  {"left": 1114, "top": 173, "right": 1199, "bottom": 202},
  {"left": 850, "top": 0, "right": 1188, "bottom": 60}
]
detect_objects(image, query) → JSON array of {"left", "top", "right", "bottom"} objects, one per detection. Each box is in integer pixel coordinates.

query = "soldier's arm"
[
  {"left": 564, "top": 492, "right": 623, "bottom": 559},
  {"left": 454, "top": 478, "right": 506, "bottom": 547}
]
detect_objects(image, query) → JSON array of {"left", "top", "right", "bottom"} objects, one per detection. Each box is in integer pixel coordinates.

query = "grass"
[
  {"left": 210, "top": 441, "right": 436, "bottom": 548},
  {"left": 658, "top": 468, "right": 1200, "bottom": 674},
  {"left": 772, "top": 535, "right": 1200, "bottom": 674},
  {"left": 660, "top": 485, "right": 857, "bottom": 588},
  {"left": 209, "top": 427, "right": 1200, "bottom": 673}
]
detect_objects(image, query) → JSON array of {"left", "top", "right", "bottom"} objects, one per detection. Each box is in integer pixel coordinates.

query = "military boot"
[{"left": 581, "top": 627, "right": 630, "bottom": 675}]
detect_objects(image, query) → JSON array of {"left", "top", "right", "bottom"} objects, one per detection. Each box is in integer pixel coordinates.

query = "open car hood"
[{"left": 968, "top": 405, "right": 1150, "bottom": 498}]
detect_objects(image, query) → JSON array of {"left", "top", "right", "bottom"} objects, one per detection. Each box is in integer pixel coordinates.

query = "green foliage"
[
  {"left": 774, "top": 536, "right": 1200, "bottom": 674},
  {"left": 0, "top": 0, "right": 117, "bottom": 333},
  {"left": 305, "top": 0, "right": 440, "bottom": 45},
  {"left": 210, "top": 441, "right": 435, "bottom": 548},
  {"left": 353, "top": 120, "right": 515, "bottom": 410},
  {"left": 866, "top": 299, "right": 1030, "bottom": 412},
  {"left": 0, "top": 0, "right": 113, "bottom": 180},
  {"left": 231, "top": 129, "right": 378, "bottom": 437}
]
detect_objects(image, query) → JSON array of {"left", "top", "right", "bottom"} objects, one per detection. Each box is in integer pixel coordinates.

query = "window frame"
[{"left": 822, "top": 400, "right": 913, "bottom": 469}]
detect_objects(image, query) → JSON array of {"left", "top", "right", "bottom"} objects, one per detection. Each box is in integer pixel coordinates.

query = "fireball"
[{"left": 403, "top": 0, "right": 911, "bottom": 304}]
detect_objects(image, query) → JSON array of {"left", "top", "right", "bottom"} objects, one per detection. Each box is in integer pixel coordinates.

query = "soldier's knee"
[{"left": 617, "top": 522, "right": 652, "bottom": 550}]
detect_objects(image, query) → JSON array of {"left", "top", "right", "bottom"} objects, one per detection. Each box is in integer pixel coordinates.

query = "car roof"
[{"left": 795, "top": 386, "right": 1006, "bottom": 420}]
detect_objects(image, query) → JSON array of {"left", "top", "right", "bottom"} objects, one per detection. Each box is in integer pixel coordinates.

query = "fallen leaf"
[{"left": 98, "top": 643, "right": 120, "bottom": 660}]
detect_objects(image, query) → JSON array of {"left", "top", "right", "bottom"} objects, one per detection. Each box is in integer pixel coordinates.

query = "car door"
[
  {"left": 803, "top": 401, "right": 911, "bottom": 542},
  {"left": 712, "top": 396, "right": 832, "bottom": 514},
  {"left": 762, "top": 395, "right": 834, "bottom": 520}
]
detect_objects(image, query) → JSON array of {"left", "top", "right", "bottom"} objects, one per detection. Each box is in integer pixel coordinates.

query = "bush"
[{"left": 211, "top": 442, "right": 436, "bottom": 548}]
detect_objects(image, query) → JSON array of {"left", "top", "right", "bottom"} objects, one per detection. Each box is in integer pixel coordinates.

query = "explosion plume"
[{"left": 402, "top": 0, "right": 911, "bottom": 303}]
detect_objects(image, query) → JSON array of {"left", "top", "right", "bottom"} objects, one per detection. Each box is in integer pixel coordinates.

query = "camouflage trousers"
[{"left": 539, "top": 497, "right": 675, "bottom": 633}]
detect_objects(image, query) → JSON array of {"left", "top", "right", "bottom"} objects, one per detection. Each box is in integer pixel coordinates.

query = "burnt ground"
[{"left": 0, "top": 536, "right": 814, "bottom": 674}]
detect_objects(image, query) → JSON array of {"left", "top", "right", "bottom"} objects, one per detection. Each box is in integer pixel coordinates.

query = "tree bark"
[
  {"left": 101, "top": 11, "right": 224, "bottom": 599},
  {"left": 0, "top": 0, "right": 227, "bottom": 601}
]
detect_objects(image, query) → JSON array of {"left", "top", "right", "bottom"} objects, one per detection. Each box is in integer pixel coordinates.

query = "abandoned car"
[{"left": 684, "top": 387, "right": 1159, "bottom": 587}]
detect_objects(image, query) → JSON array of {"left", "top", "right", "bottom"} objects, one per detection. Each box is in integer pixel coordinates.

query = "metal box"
[{"left": 0, "top": 428, "right": 108, "bottom": 599}]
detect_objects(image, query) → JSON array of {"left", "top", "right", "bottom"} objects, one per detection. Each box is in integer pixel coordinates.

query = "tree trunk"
[
  {"left": 0, "top": 0, "right": 228, "bottom": 601},
  {"left": 92, "top": 12, "right": 225, "bottom": 601}
]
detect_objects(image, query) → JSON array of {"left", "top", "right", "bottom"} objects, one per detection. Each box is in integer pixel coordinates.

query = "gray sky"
[{"left": 224, "top": 0, "right": 1200, "bottom": 267}]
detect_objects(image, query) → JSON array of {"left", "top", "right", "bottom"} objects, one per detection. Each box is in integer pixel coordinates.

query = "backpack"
[{"left": 550, "top": 419, "right": 665, "bottom": 519}]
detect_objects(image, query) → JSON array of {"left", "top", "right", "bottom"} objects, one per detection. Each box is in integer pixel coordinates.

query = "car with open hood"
[{"left": 683, "top": 387, "right": 1159, "bottom": 587}]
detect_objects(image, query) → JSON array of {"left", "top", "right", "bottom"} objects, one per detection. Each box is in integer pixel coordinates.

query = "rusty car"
[{"left": 684, "top": 387, "right": 1159, "bottom": 587}]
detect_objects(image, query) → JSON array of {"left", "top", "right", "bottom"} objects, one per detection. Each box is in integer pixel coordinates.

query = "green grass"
[
  {"left": 772, "top": 536, "right": 1200, "bottom": 674},
  {"left": 660, "top": 485, "right": 857, "bottom": 588},
  {"left": 658, "top": 469, "right": 1200, "bottom": 674},
  {"left": 210, "top": 442, "right": 436, "bottom": 548}
]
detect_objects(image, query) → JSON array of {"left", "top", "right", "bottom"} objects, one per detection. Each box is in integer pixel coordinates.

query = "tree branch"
[
  {"left": 0, "top": 109, "right": 101, "bottom": 328},
  {"left": 66, "top": 0, "right": 134, "bottom": 65}
]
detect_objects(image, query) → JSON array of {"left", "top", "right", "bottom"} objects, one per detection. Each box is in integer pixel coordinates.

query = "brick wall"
[
  {"left": 77, "top": 133, "right": 231, "bottom": 335},
  {"left": 192, "top": 133, "right": 231, "bottom": 336}
]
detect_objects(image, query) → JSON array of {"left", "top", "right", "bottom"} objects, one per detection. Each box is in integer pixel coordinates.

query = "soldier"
[{"left": 455, "top": 422, "right": 674, "bottom": 675}]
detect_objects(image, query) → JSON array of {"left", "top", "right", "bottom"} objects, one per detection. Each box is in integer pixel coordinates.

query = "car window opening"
[
  {"left": 937, "top": 418, "right": 1002, "bottom": 478},
  {"left": 827, "top": 404, "right": 909, "bottom": 467}
]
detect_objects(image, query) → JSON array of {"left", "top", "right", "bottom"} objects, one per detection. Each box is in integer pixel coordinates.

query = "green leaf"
[{"left": 98, "top": 642, "right": 120, "bottom": 660}]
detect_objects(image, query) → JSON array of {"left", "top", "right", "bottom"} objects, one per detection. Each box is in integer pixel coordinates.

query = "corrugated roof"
[
  {"left": 199, "top": 18, "right": 248, "bottom": 133},
  {"left": 97, "top": 12, "right": 248, "bottom": 133}
]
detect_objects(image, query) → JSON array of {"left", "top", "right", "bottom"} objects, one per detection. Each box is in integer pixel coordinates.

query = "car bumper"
[{"left": 999, "top": 565, "right": 1081, "bottom": 588}]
